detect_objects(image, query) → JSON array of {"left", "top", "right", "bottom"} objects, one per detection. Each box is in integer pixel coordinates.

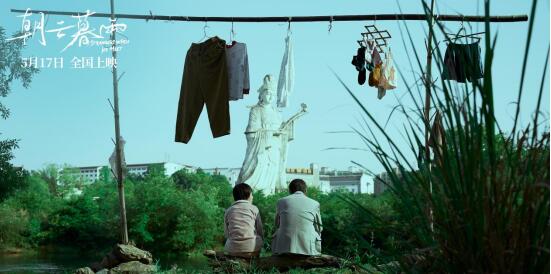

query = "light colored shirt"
[
  {"left": 224, "top": 200, "right": 264, "bottom": 254},
  {"left": 225, "top": 41, "right": 250, "bottom": 101},
  {"left": 272, "top": 191, "right": 323, "bottom": 255}
]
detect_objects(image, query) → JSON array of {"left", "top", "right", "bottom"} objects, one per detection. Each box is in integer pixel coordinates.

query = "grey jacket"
[{"left": 271, "top": 191, "right": 323, "bottom": 255}]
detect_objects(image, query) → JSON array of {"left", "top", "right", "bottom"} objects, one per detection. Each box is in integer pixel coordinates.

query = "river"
[{"left": 0, "top": 250, "right": 210, "bottom": 273}]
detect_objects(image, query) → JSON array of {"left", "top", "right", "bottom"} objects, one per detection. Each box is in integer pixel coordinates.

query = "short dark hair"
[
  {"left": 233, "top": 183, "right": 252, "bottom": 201},
  {"left": 289, "top": 179, "right": 307, "bottom": 194}
]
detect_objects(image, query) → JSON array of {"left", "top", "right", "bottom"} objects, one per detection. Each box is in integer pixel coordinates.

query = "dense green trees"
[
  {"left": 0, "top": 138, "right": 28, "bottom": 202},
  {"left": 0, "top": 167, "right": 393, "bottom": 263}
]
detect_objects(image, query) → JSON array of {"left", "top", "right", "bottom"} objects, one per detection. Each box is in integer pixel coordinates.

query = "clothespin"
[
  {"left": 146, "top": 10, "right": 152, "bottom": 22},
  {"left": 328, "top": 16, "right": 333, "bottom": 33}
]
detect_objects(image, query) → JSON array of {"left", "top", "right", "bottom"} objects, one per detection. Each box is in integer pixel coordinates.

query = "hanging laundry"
[
  {"left": 377, "top": 48, "right": 398, "bottom": 99},
  {"left": 369, "top": 63, "right": 382, "bottom": 87},
  {"left": 368, "top": 41, "right": 382, "bottom": 66},
  {"left": 225, "top": 41, "right": 250, "bottom": 100},
  {"left": 175, "top": 37, "right": 230, "bottom": 144},
  {"left": 428, "top": 111, "right": 445, "bottom": 164},
  {"left": 351, "top": 46, "right": 367, "bottom": 85},
  {"left": 442, "top": 41, "right": 483, "bottom": 83},
  {"left": 277, "top": 34, "right": 294, "bottom": 108},
  {"left": 109, "top": 136, "right": 126, "bottom": 181},
  {"left": 368, "top": 43, "right": 383, "bottom": 88},
  {"left": 364, "top": 42, "right": 374, "bottom": 72}
]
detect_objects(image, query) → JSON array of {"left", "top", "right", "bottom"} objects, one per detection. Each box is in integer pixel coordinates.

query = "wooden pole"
[
  {"left": 10, "top": 9, "right": 528, "bottom": 23},
  {"left": 109, "top": 0, "right": 129, "bottom": 245}
]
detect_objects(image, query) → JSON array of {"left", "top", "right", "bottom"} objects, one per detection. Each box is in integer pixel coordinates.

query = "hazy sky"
[{"left": 0, "top": 0, "right": 548, "bottom": 174}]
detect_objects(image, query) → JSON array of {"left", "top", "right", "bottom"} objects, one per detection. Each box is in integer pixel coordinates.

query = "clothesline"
[
  {"left": 10, "top": 9, "right": 528, "bottom": 23},
  {"left": 9, "top": 2, "right": 529, "bottom": 247}
]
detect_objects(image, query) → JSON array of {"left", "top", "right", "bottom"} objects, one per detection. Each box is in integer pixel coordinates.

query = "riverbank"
[{"left": 0, "top": 247, "right": 210, "bottom": 273}]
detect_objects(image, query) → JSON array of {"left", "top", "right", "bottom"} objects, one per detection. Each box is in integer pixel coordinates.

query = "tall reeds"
[{"left": 336, "top": 0, "right": 549, "bottom": 273}]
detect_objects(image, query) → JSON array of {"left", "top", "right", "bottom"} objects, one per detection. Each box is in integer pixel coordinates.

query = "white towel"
[
  {"left": 380, "top": 48, "right": 397, "bottom": 90},
  {"left": 277, "top": 35, "right": 294, "bottom": 108},
  {"left": 377, "top": 48, "right": 397, "bottom": 99},
  {"left": 109, "top": 136, "right": 126, "bottom": 181}
]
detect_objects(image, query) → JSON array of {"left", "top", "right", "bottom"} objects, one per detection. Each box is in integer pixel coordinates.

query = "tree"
[
  {"left": 0, "top": 25, "right": 39, "bottom": 202},
  {"left": 32, "top": 163, "right": 59, "bottom": 196},
  {"left": 0, "top": 137, "right": 28, "bottom": 201},
  {"left": 31, "top": 164, "right": 87, "bottom": 198}
]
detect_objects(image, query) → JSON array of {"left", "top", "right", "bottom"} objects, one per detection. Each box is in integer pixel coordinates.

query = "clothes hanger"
[
  {"left": 198, "top": 21, "right": 210, "bottom": 42},
  {"left": 199, "top": 21, "right": 221, "bottom": 43},
  {"left": 229, "top": 20, "right": 236, "bottom": 43},
  {"left": 362, "top": 25, "right": 391, "bottom": 54},
  {"left": 444, "top": 20, "right": 484, "bottom": 44}
]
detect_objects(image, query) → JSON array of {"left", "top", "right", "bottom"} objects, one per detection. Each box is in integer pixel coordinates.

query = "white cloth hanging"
[
  {"left": 277, "top": 34, "right": 294, "bottom": 108},
  {"left": 109, "top": 136, "right": 126, "bottom": 181},
  {"left": 377, "top": 48, "right": 397, "bottom": 99}
]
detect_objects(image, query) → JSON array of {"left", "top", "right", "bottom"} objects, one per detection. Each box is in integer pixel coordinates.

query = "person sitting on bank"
[
  {"left": 271, "top": 179, "right": 323, "bottom": 256},
  {"left": 224, "top": 183, "right": 264, "bottom": 258}
]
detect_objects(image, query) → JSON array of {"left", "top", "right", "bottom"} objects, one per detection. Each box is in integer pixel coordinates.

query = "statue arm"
[{"left": 280, "top": 103, "right": 307, "bottom": 132}]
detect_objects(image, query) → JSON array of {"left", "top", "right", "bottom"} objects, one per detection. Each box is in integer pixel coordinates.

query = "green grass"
[{"left": 333, "top": 0, "right": 549, "bottom": 273}]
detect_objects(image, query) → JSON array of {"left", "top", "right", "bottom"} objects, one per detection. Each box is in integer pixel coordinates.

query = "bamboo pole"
[
  {"left": 10, "top": 9, "right": 528, "bottom": 23},
  {"left": 109, "top": 0, "right": 129, "bottom": 245}
]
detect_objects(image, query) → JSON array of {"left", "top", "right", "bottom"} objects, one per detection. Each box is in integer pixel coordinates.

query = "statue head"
[{"left": 258, "top": 74, "right": 275, "bottom": 105}]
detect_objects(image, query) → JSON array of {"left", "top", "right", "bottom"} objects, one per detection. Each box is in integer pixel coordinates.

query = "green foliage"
[
  {"left": 0, "top": 202, "right": 29, "bottom": 249},
  {"left": 171, "top": 169, "right": 233, "bottom": 208},
  {"left": 0, "top": 137, "right": 28, "bottom": 202},
  {"left": 0, "top": 166, "right": 396, "bottom": 263},
  {"left": 30, "top": 164, "right": 88, "bottom": 198},
  {"left": 0, "top": 175, "right": 61, "bottom": 249},
  {"left": 31, "top": 163, "right": 59, "bottom": 196},
  {"left": 0, "top": 169, "right": 224, "bottom": 253},
  {"left": 99, "top": 166, "right": 114, "bottom": 183}
]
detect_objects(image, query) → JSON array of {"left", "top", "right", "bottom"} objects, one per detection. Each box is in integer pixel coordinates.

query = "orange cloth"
[{"left": 369, "top": 63, "right": 382, "bottom": 87}]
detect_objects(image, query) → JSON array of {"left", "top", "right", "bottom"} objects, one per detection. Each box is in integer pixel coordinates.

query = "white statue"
[{"left": 237, "top": 74, "right": 307, "bottom": 194}]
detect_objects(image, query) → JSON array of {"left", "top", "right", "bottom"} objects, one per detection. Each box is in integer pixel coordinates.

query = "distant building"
[
  {"left": 202, "top": 163, "right": 323, "bottom": 189},
  {"left": 285, "top": 163, "right": 322, "bottom": 190},
  {"left": 70, "top": 161, "right": 374, "bottom": 194},
  {"left": 202, "top": 167, "right": 241, "bottom": 186},
  {"left": 373, "top": 168, "right": 402, "bottom": 195},
  {"left": 283, "top": 164, "right": 372, "bottom": 194},
  {"left": 78, "top": 165, "right": 103, "bottom": 182},
  {"left": 319, "top": 166, "right": 372, "bottom": 194},
  {"left": 72, "top": 162, "right": 194, "bottom": 183}
]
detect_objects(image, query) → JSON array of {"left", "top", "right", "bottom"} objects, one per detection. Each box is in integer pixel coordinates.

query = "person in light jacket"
[
  {"left": 271, "top": 179, "right": 323, "bottom": 256},
  {"left": 224, "top": 183, "right": 264, "bottom": 258}
]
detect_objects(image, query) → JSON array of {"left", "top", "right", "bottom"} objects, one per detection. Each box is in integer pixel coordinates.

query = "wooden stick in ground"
[{"left": 110, "top": 0, "right": 128, "bottom": 245}]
